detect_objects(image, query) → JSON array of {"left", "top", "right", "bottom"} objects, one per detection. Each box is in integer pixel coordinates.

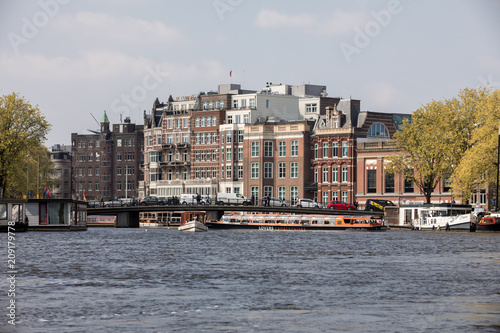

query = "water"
[{"left": 2, "top": 228, "right": 499, "bottom": 332}]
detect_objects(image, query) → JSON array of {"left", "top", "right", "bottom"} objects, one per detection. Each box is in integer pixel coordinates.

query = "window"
[
  {"left": 238, "top": 165, "right": 243, "bottom": 178},
  {"left": 314, "top": 144, "right": 318, "bottom": 159},
  {"left": 322, "top": 143, "right": 328, "bottom": 158},
  {"left": 226, "top": 165, "right": 231, "bottom": 179},
  {"left": 342, "top": 191, "right": 348, "bottom": 203},
  {"left": 251, "top": 142, "right": 259, "bottom": 157},
  {"left": 332, "top": 191, "right": 338, "bottom": 200},
  {"left": 117, "top": 139, "right": 122, "bottom": 147},
  {"left": 319, "top": 192, "right": 327, "bottom": 206},
  {"left": 278, "top": 162, "right": 286, "bottom": 178},
  {"left": 226, "top": 148, "right": 232, "bottom": 161},
  {"left": 332, "top": 167, "right": 338, "bottom": 183},
  {"left": 367, "top": 170, "right": 377, "bottom": 193},
  {"left": 385, "top": 172, "right": 395, "bottom": 193},
  {"left": 291, "top": 162, "right": 298, "bottom": 178},
  {"left": 264, "top": 141, "right": 273, "bottom": 157},
  {"left": 342, "top": 166, "right": 348, "bottom": 183},
  {"left": 279, "top": 141, "right": 286, "bottom": 157},
  {"left": 278, "top": 187, "right": 286, "bottom": 200},
  {"left": 226, "top": 130, "right": 232, "bottom": 143},
  {"left": 306, "top": 103, "right": 317, "bottom": 113},
  {"left": 238, "top": 147, "right": 243, "bottom": 161},
  {"left": 167, "top": 134, "right": 173, "bottom": 143},
  {"left": 264, "top": 162, "right": 273, "bottom": 178},
  {"left": 227, "top": 115, "right": 233, "bottom": 124},
  {"left": 251, "top": 186, "right": 259, "bottom": 199},
  {"left": 332, "top": 142, "right": 338, "bottom": 157},
  {"left": 244, "top": 114, "right": 249, "bottom": 123},
  {"left": 368, "top": 123, "right": 389, "bottom": 137},
  {"left": 241, "top": 99, "right": 247, "bottom": 108},
  {"left": 195, "top": 118, "right": 200, "bottom": 127},
  {"left": 233, "top": 100, "right": 238, "bottom": 109},
  {"left": 251, "top": 163, "right": 259, "bottom": 178},
  {"left": 291, "top": 141, "right": 298, "bottom": 157},
  {"left": 342, "top": 142, "right": 348, "bottom": 157},
  {"left": 290, "top": 186, "right": 298, "bottom": 202},
  {"left": 250, "top": 98, "right": 255, "bottom": 107},
  {"left": 404, "top": 170, "right": 414, "bottom": 193},
  {"left": 322, "top": 167, "right": 329, "bottom": 183}
]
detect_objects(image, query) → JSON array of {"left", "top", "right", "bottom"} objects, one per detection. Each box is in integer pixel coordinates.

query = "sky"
[{"left": 1, "top": 0, "right": 499, "bottom": 147}]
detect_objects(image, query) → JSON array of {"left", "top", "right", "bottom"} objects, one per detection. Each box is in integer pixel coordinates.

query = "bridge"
[{"left": 87, "top": 204, "right": 383, "bottom": 227}]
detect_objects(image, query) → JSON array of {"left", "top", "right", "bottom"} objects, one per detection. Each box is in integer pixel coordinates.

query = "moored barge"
[{"left": 207, "top": 213, "right": 387, "bottom": 231}]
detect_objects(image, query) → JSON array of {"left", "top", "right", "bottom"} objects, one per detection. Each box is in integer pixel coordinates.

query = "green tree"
[
  {"left": 0, "top": 93, "right": 52, "bottom": 198},
  {"left": 452, "top": 89, "right": 500, "bottom": 202},
  {"left": 387, "top": 88, "right": 482, "bottom": 204}
]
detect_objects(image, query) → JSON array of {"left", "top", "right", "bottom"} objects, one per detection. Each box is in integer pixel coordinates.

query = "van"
[
  {"left": 180, "top": 194, "right": 207, "bottom": 205},
  {"left": 216, "top": 193, "right": 251, "bottom": 205}
]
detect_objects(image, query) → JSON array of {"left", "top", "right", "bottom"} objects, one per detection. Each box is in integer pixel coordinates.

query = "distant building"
[{"left": 71, "top": 112, "right": 143, "bottom": 201}]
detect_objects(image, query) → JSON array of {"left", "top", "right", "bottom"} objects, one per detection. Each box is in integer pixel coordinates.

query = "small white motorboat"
[{"left": 178, "top": 211, "right": 208, "bottom": 232}]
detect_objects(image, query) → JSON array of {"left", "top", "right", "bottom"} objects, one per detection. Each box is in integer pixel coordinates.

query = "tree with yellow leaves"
[
  {"left": 0, "top": 93, "right": 52, "bottom": 198},
  {"left": 452, "top": 89, "right": 500, "bottom": 205},
  {"left": 387, "top": 87, "right": 488, "bottom": 204}
]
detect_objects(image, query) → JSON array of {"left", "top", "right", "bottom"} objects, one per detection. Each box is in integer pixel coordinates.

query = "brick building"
[
  {"left": 71, "top": 111, "right": 143, "bottom": 201},
  {"left": 243, "top": 119, "right": 312, "bottom": 204}
]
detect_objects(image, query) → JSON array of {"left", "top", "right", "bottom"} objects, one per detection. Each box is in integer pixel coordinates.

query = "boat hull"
[
  {"left": 178, "top": 221, "right": 208, "bottom": 232},
  {"left": 206, "top": 221, "right": 386, "bottom": 231}
]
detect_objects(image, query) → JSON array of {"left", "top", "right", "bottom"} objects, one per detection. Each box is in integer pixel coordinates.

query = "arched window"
[{"left": 367, "top": 123, "right": 389, "bottom": 137}]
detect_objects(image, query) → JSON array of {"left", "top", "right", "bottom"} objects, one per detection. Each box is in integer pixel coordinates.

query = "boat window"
[
  {"left": 276, "top": 218, "right": 286, "bottom": 224},
  {"left": 254, "top": 216, "right": 264, "bottom": 224},
  {"left": 264, "top": 217, "right": 275, "bottom": 224},
  {"left": 242, "top": 217, "right": 251, "bottom": 223},
  {"left": 0, "top": 204, "right": 7, "bottom": 219},
  {"left": 301, "top": 217, "right": 312, "bottom": 224}
]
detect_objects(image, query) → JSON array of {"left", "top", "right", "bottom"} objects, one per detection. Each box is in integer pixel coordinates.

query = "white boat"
[
  {"left": 396, "top": 204, "right": 473, "bottom": 230},
  {"left": 178, "top": 211, "right": 208, "bottom": 232}
]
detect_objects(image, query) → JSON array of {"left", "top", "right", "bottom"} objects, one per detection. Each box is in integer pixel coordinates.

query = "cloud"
[
  {"left": 255, "top": 8, "right": 369, "bottom": 35},
  {"left": 255, "top": 9, "right": 315, "bottom": 28},
  {"left": 52, "top": 11, "right": 185, "bottom": 45},
  {"left": 321, "top": 10, "right": 369, "bottom": 35},
  {"left": 476, "top": 55, "right": 500, "bottom": 71}
]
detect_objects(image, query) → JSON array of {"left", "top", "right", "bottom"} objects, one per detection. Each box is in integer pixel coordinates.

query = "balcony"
[
  {"left": 176, "top": 143, "right": 190, "bottom": 149},
  {"left": 162, "top": 143, "right": 175, "bottom": 149}
]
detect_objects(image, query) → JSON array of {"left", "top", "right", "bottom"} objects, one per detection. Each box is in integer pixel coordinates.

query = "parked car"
[
  {"left": 139, "top": 196, "right": 166, "bottom": 206},
  {"left": 268, "top": 197, "right": 290, "bottom": 207},
  {"left": 103, "top": 199, "right": 125, "bottom": 207},
  {"left": 364, "top": 199, "right": 395, "bottom": 212},
  {"left": 296, "top": 198, "right": 322, "bottom": 208},
  {"left": 87, "top": 200, "right": 101, "bottom": 208},
  {"left": 326, "top": 200, "right": 357, "bottom": 210}
]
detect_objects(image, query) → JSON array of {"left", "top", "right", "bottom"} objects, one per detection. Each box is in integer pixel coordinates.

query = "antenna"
[{"left": 90, "top": 113, "right": 100, "bottom": 126}]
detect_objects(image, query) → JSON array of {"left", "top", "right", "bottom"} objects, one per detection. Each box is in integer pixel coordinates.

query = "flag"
[
  {"left": 83, "top": 193, "right": 87, "bottom": 201},
  {"left": 230, "top": 70, "right": 232, "bottom": 77},
  {"left": 44, "top": 186, "right": 51, "bottom": 197}
]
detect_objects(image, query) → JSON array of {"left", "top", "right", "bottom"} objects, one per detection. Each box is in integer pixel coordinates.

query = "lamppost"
[
  {"left": 26, "top": 153, "right": 30, "bottom": 197},
  {"left": 496, "top": 125, "right": 500, "bottom": 211}
]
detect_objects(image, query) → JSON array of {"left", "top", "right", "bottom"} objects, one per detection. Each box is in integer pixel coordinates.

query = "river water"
[{"left": 2, "top": 228, "right": 499, "bottom": 332}]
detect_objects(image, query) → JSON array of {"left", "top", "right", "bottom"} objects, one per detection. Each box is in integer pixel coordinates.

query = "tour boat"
[
  {"left": 178, "top": 211, "right": 208, "bottom": 232},
  {"left": 475, "top": 213, "right": 500, "bottom": 232},
  {"left": 206, "top": 213, "right": 387, "bottom": 231}
]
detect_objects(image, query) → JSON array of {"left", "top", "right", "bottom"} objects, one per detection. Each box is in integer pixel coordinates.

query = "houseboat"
[
  {"left": 26, "top": 199, "right": 87, "bottom": 231},
  {"left": 476, "top": 213, "right": 500, "bottom": 232},
  {"left": 0, "top": 199, "right": 28, "bottom": 232},
  {"left": 395, "top": 203, "right": 473, "bottom": 230},
  {"left": 206, "top": 213, "right": 387, "bottom": 231},
  {"left": 178, "top": 211, "right": 208, "bottom": 232}
]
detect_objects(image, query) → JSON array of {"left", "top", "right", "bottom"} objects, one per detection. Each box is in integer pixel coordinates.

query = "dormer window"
[{"left": 368, "top": 123, "right": 389, "bottom": 137}]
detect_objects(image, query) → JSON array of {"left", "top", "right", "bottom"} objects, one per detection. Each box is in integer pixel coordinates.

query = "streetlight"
[
  {"left": 496, "top": 125, "right": 500, "bottom": 212},
  {"left": 26, "top": 153, "right": 30, "bottom": 197}
]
